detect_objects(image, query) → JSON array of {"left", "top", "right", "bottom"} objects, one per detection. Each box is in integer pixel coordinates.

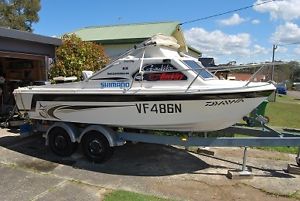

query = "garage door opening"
[{"left": 0, "top": 52, "right": 48, "bottom": 117}]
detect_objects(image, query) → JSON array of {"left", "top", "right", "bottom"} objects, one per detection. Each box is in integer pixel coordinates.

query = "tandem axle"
[{"left": 26, "top": 120, "right": 300, "bottom": 168}]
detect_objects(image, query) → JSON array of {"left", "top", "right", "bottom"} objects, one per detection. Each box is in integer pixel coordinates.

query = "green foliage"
[
  {"left": 289, "top": 61, "right": 300, "bottom": 82},
  {"left": 272, "top": 61, "right": 297, "bottom": 83},
  {"left": 0, "top": 0, "right": 40, "bottom": 32},
  {"left": 50, "top": 34, "right": 109, "bottom": 80}
]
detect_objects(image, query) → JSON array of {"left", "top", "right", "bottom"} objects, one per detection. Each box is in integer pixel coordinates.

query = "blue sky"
[{"left": 33, "top": 0, "right": 300, "bottom": 64}]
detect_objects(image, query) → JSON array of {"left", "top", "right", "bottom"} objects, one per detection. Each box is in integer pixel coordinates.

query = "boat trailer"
[
  {"left": 20, "top": 120, "right": 300, "bottom": 179},
  {"left": 118, "top": 124, "right": 300, "bottom": 178}
]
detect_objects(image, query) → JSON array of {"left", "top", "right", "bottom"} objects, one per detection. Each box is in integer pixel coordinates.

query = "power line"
[
  {"left": 180, "top": 0, "right": 283, "bottom": 25},
  {"left": 277, "top": 41, "right": 300, "bottom": 46}
]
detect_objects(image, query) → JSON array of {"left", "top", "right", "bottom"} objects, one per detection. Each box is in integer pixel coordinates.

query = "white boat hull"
[{"left": 15, "top": 90, "right": 272, "bottom": 131}]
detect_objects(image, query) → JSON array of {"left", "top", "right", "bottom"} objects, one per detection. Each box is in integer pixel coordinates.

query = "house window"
[{"left": 133, "top": 64, "right": 187, "bottom": 81}]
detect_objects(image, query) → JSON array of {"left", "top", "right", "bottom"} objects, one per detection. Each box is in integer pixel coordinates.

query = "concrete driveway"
[
  {"left": 0, "top": 128, "right": 300, "bottom": 201},
  {"left": 288, "top": 90, "right": 300, "bottom": 99}
]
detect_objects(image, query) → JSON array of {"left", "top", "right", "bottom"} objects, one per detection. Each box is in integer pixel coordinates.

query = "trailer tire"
[
  {"left": 48, "top": 127, "right": 77, "bottom": 157},
  {"left": 81, "top": 131, "right": 114, "bottom": 163}
]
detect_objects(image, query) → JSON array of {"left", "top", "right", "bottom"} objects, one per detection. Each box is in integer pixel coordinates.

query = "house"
[
  {"left": 228, "top": 73, "right": 266, "bottom": 81},
  {"left": 0, "top": 27, "right": 61, "bottom": 115},
  {"left": 199, "top": 57, "right": 230, "bottom": 79},
  {"left": 71, "top": 21, "right": 201, "bottom": 59}
]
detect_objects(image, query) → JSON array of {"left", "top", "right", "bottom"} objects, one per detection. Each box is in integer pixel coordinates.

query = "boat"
[{"left": 13, "top": 34, "right": 275, "bottom": 132}]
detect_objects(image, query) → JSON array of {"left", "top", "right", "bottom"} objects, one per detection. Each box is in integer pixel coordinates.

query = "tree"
[
  {"left": 0, "top": 0, "right": 40, "bottom": 32},
  {"left": 50, "top": 34, "right": 109, "bottom": 80},
  {"left": 289, "top": 61, "right": 300, "bottom": 82}
]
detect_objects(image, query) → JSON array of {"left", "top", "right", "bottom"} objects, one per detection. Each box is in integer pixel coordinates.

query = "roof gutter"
[{"left": 0, "top": 27, "right": 62, "bottom": 46}]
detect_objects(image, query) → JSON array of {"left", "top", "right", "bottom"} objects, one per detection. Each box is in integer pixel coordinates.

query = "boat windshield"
[{"left": 182, "top": 60, "right": 214, "bottom": 79}]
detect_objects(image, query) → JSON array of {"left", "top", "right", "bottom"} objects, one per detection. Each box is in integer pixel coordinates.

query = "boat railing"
[
  {"left": 88, "top": 39, "right": 157, "bottom": 81},
  {"left": 185, "top": 70, "right": 202, "bottom": 92},
  {"left": 244, "top": 62, "right": 284, "bottom": 86},
  {"left": 204, "top": 62, "right": 284, "bottom": 87},
  {"left": 151, "top": 62, "right": 282, "bottom": 91},
  {"left": 125, "top": 63, "right": 280, "bottom": 92},
  {"left": 184, "top": 62, "right": 283, "bottom": 91}
]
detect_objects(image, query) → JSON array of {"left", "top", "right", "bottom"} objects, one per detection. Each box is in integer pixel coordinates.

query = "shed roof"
[
  {"left": 0, "top": 27, "right": 62, "bottom": 46},
  {"left": 72, "top": 21, "right": 180, "bottom": 43}
]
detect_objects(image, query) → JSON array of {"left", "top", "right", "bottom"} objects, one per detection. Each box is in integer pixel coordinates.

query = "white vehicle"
[{"left": 13, "top": 35, "right": 276, "bottom": 162}]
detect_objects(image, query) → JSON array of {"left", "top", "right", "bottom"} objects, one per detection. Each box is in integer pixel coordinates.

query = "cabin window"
[
  {"left": 133, "top": 64, "right": 187, "bottom": 81},
  {"left": 182, "top": 60, "right": 214, "bottom": 79}
]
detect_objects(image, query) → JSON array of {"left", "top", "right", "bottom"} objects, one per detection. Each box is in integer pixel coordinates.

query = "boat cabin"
[{"left": 88, "top": 36, "right": 216, "bottom": 91}]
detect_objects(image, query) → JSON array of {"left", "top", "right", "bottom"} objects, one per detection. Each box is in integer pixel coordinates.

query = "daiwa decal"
[
  {"left": 100, "top": 82, "right": 130, "bottom": 88},
  {"left": 136, "top": 103, "right": 182, "bottom": 114},
  {"left": 205, "top": 99, "right": 244, "bottom": 106}
]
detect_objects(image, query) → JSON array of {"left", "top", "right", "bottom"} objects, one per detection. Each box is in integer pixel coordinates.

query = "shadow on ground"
[
  {"left": 197, "top": 153, "right": 295, "bottom": 178},
  {"left": 0, "top": 134, "right": 295, "bottom": 178},
  {"left": 0, "top": 134, "right": 209, "bottom": 176}
]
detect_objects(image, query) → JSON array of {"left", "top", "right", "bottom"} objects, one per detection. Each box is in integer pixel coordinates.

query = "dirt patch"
[
  {"left": 212, "top": 147, "right": 293, "bottom": 161},
  {"left": 16, "top": 159, "right": 59, "bottom": 172},
  {"left": 151, "top": 179, "right": 298, "bottom": 201}
]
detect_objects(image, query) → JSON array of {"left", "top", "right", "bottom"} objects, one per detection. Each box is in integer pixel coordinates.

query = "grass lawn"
[
  {"left": 256, "top": 146, "right": 299, "bottom": 154},
  {"left": 255, "top": 94, "right": 300, "bottom": 154},
  {"left": 266, "top": 94, "right": 300, "bottom": 128},
  {"left": 104, "top": 190, "right": 172, "bottom": 201}
]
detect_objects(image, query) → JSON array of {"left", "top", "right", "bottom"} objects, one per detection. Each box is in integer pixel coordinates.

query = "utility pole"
[
  {"left": 271, "top": 44, "right": 278, "bottom": 81},
  {"left": 270, "top": 44, "right": 278, "bottom": 102}
]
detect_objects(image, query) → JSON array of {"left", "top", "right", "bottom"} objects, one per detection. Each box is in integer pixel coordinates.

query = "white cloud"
[
  {"left": 219, "top": 13, "right": 246, "bottom": 26},
  {"left": 184, "top": 27, "right": 274, "bottom": 63},
  {"left": 184, "top": 27, "right": 251, "bottom": 57},
  {"left": 253, "top": 44, "right": 269, "bottom": 55},
  {"left": 251, "top": 19, "right": 260, "bottom": 24},
  {"left": 293, "top": 45, "right": 300, "bottom": 55},
  {"left": 271, "top": 22, "right": 300, "bottom": 44},
  {"left": 254, "top": 0, "right": 300, "bottom": 21},
  {"left": 277, "top": 46, "right": 288, "bottom": 53}
]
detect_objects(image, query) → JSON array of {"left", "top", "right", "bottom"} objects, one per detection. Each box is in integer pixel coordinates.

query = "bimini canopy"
[{"left": 145, "top": 34, "right": 180, "bottom": 50}]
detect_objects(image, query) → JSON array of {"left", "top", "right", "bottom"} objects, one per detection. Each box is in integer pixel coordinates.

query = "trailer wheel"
[
  {"left": 81, "top": 131, "right": 113, "bottom": 163},
  {"left": 48, "top": 127, "right": 77, "bottom": 157}
]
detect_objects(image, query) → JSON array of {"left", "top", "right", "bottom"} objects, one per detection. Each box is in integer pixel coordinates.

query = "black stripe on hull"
[
  {"left": 31, "top": 90, "right": 274, "bottom": 109},
  {"left": 46, "top": 105, "right": 135, "bottom": 120}
]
